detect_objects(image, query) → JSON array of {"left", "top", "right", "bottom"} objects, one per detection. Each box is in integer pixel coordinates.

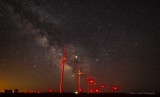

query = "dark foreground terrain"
[{"left": 0, "top": 93, "right": 159, "bottom": 97}]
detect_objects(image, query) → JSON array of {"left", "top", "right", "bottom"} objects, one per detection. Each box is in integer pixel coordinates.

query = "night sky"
[{"left": 0, "top": 0, "right": 160, "bottom": 93}]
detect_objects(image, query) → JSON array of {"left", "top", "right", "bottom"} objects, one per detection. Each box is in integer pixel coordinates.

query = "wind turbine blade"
[
  {"left": 77, "top": 64, "right": 80, "bottom": 72},
  {"left": 66, "top": 60, "right": 70, "bottom": 65},
  {"left": 65, "top": 45, "right": 66, "bottom": 58}
]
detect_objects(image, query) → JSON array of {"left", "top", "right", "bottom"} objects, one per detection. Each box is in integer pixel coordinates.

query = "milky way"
[{"left": 0, "top": 0, "right": 160, "bottom": 92}]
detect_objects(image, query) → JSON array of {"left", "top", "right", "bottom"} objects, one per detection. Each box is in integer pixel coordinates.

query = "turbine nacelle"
[{"left": 61, "top": 58, "right": 66, "bottom": 61}]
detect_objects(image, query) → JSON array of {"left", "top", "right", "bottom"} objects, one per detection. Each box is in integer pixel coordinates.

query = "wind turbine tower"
[
  {"left": 59, "top": 45, "right": 70, "bottom": 93},
  {"left": 77, "top": 64, "right": 85, "bottom": 93}
]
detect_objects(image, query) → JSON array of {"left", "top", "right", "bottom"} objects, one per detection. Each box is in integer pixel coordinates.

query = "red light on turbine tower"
[
  {"left": 89, "top": 78, "right": 94, "bottom": 93},
  {"left": 79, "top": 88, "right": 82, "bottom": 92},
  {"left": 95, "top": 89, "right": 99, "bottom": 93},
  {"left": 37, "top": 91, "right": 40, "bottom": 93},
  {"left": 49, "top": 89, "right": 53, "bottom": 93},
  {"left": 90, "top": 89, "right": 93, "bottom": 92},
  {"left": 113, "top": 85, "right": 118, "bottom": 90},
  {"left": 101, "top": 85, "right": 105, "bottom": 93},
  {"left": 89, "top": 79, "right": 94, "bottom": 83}
]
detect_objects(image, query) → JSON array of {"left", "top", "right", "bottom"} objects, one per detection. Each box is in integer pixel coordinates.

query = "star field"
[{"left": 0, "top": 0, "right": 160, "bottom": 93}]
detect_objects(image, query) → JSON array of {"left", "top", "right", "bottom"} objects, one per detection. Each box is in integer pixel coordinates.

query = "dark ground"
[{"left": 0, "top": 93, "right": 159, "bottom": 97}]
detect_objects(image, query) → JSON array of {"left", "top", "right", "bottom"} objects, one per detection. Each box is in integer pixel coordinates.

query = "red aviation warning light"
[
  {"left": 90, "top": 89, "right": 93, "bottom": 92},
  {"left": 101, "top": 85, "right": 105, "bottom": 93},
  {"left": 37, "top": 91, "right": 40, "bottom": 93},
  {"left": 113, "top": 85, "right": 118, "bottom": 90},
  {"left": 95, "top": 89, "right": 99, "bottom": 93},
  {"left": 89, "top": 79, "right": 94, "bottom": 83},
  {"left": 49, "top": 89, "right": 53, "bottom": 93},
  {"left": 79, "top": 88, "right": 82, "bottom": 92},
  {"left": 101, "top": 85, "right": 105, "bottom": 88},
  {"left": 89, "top": 78, "right": 94, "bottom": 93}
]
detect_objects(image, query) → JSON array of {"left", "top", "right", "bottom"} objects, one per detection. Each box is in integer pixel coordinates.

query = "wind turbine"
[
  {"left": 86, "top": 74, "right": 91, "bottom": 93},
  {"left": 59, "top": 45, "right": 70, "bottom": 93},
  {"left": 101, "top": 84, "right": 105, "bottom": 93},
  {"left": 77, "top": 64, "right": 85, "bottom": 93},
  {"left": 89, "top": 78, "right": 94, "bottom": 93}
]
